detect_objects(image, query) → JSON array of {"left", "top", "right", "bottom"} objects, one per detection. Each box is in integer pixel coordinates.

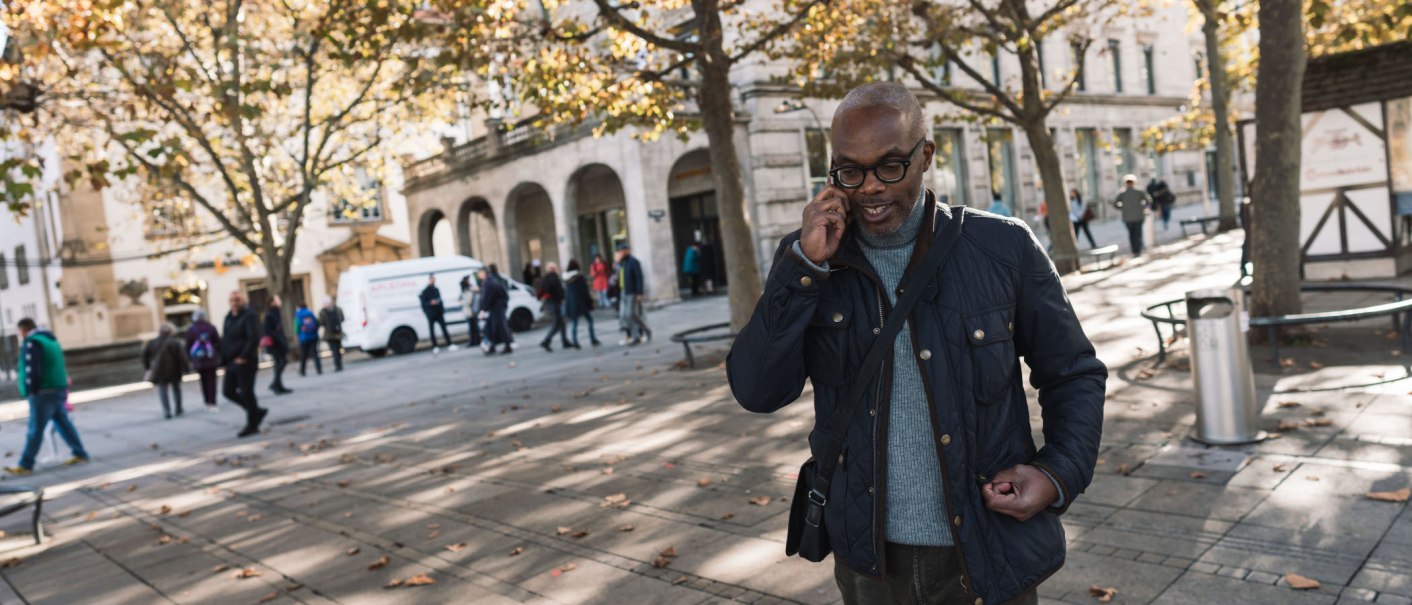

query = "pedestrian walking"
[
  {"left": 184, "top": 309, "right": 223, "bottom": 412},
  {"left": 615, "top": 242, "right": 651, "bottom": 346},
  {"left": 263, "top": 296, "right": 293, "bottom": 394},
  {"left": 699, "top": 239, "right": 719, "bottom": 294},
  {"left": 563, "top": 259, "right": 601, "bottom": 348},
  {"left": 420, "top": 274, "right": 457, "bottom": 353},
  {"left": 319, "top": 297, "right": 345, "bottom": 372},
  {"left": 294, "top": 303, "right": 321, "bottom": 376},
  {"left": 986, "top": 190, "right": 1011, "bottom": 217},
  {"left": 727, "top": 82, "right": 1106, "bottom": 605},
  {"left": 223, "top": 291, "right": 269, "bottom": 438},
  {"left": 142, "top": 323, "right": 190, "bottom": 419},
  {"left": 1069, "top": 188, "right": 1098, "bottom": 248},
  {"left": 6, "top": 318, "right": 90, "bottom": 475},
  {"left": 1147, "top": 177, "right": 1176, "bottom": 231},
  {"left": 459, "top": 275, "right": 482, "bottom": 347},
  {"left": 1114, "top": 174, "right": 1153, "bottom": 256},
  {"left": 590, "top": 253, "right": 611, "bottom": 309},
  {"left": 480, "top": 264, "right": 514, "bottom": 355},
  {"left": 538, "top": 262, "right": 572, "bottom": 352},
  {"left": 682, "top": 241, "right": 703, "bottom": 297}
]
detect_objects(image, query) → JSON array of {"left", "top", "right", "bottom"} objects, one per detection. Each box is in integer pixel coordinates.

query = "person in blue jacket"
[{"left": 294, "top": 303, "right": 321, "bottom": 376}]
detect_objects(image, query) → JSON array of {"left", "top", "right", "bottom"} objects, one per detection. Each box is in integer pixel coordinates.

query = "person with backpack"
[
  {"left": 563, "top": 259, "right": 601, "bottom": 349},
  {"left": 318, "top": 297, "right": 346, "bottom": 372},
  {"left": 142, "top": 322, "right": 190, "bottom": 419},
  {"left": 184, "top": 309, "right": 223, "bottom": 412},
  {"left": 294, "top": 302, "right": 321, "bottom": 376},
  {"left": 1147, "top": 177, "right": 1176, "bottom": 231},
  {"left": 7, "top": 318, "right": 90, "bottom": 475},
  {"left": 263, "top": 295, "right": 292, "bottom": 395}
]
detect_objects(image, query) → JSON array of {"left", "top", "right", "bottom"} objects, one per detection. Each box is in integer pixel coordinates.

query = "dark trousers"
[
  {"left": 688, "top": 273, "right": 702, "bottom": 296},
  {"left": 541, "top": 302, "right": 570, "bottom": 346},
  {"left": 835, "top": 543, "right": 1039, "bottom": 605},
  {"left": 1072, "top": 219, "right": 1097, "bottom": 248},
  {"left": 196, "top": 368, "right": 218, "bottom": 404},
  {"left": 327, "top": 339, "right": 344, "bottom": 371},
  {"left": 467, "top": 315, "right": 481, "bottom": 346},
  {"left": 1124, "top": 220, "right": 1145, "bottom": 256},
  {"left": 156, "top": 381, "right": 183, "bottom": 417},
  {"left": 298, "top": 340, "right": 321, "bottom": 375},
  {"left": 570, "top": 312, "right": 597, "bottom": 346},
  {"left": 426, "top": 314, "right": 452, "bottom": 347},
  {"left": 221, "top": 362, "right": 261, "bottom": 429},
  {"left": 18, "top": 390, "right": 87, "bottom": 470},
  {"left": 268, "top": 346, "right": 288, "bottom": 390}
]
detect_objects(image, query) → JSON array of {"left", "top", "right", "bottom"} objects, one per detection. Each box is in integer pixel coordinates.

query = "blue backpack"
[{"left": 189, "top": 332, "right": 215, "bottom": 360}]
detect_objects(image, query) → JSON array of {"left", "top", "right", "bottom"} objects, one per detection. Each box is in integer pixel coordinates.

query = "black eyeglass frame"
[{"left": 828, "top": 137, "right": 927, "bottom": 189}]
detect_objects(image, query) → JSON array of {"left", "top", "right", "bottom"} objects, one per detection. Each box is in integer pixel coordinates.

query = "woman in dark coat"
[
  {"left": 563, "top": 259, "right": 600, "bottom": 348},
  {"left": 183, "top": 309, "right": 223, "bottom": 411},
  {"left": 480, "top": 264, "right": 514, "bottom": 355},
  {"left": 143, "top": 323, "right": 191, "bottom": 419},
  {"left": 264, "top": 296, "right": 292, "bottom": 395}
]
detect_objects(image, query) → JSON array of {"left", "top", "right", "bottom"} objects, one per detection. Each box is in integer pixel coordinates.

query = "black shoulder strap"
[{"left": 809, "top": 206, "right": 966, "bottom": 503}]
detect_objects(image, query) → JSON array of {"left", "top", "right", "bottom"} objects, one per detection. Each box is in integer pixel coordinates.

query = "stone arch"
[
  {"left": 455, "top": 197, "right": 501, "bottom": 265},
  {"left": 417, "top": 209, "right": 449, "bottom": 257},
  {"left": 666, "top": 149, "right": 725, "bottom": 291},
  {"left": 503, "top": 182, "right": 557, "bottom": 282},
  {"left": 565, "top": 163, "right": 628, "bottom": 267}
]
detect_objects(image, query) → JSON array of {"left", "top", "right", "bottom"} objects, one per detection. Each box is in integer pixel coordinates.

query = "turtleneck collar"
[{"left": 857, "top": 187, "right": 927, "bottom": 249}]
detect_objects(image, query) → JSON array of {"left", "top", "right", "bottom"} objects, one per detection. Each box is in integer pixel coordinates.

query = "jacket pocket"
[
  {"left": 805, "top": 302, "right": 852, "bottom": 387},
  {"left": 963, "top": 306, "right": 1017, "bottom": 405}
]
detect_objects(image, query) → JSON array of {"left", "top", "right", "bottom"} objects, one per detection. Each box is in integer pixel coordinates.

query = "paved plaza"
[{"left": 1, "top": 228, "right": 1411, "bottom": 604}]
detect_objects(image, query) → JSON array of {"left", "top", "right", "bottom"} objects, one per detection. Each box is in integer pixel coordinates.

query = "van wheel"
[
  {"left": 389, "top": 327, "right": 418, "bottom": 355},
  {"left": 509, "top": 308, "right": 533, "bottom": 333}
]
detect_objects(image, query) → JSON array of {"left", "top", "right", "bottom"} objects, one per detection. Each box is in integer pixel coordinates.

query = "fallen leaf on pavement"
[
  {"left": 697, "top": 478, "right": 713, "bottom": 487},
  {"left": 1273, "top": 464, "right": 1290, "bottom": 472},
  {"left": 1285, "top": 573, "right": 1320, "bottom": 589},
  {"left": 403, "top": 573, "right": 436, "bottom": 586},
  {"left": 157, "top": 535, "right": 172, "bottom": 545},
  {"left": 158, "top": 505, "right": 172, "bottom": 515},
  {"left": 1366, "top": 487, "right": 1411, "bottom": 503},
  {"left": 247, "top": 514, "right": 263, "bottom": 522},
  {"left": 346, "top": 547, "right": 360, "bottom": 556},
  {"left": 748, "top": 496, "right": 772, "bottom": 506},
  {"left": 1115, "top": 464, "right": 1131, "bottom": 476},
  {"left": 571, "top": 530, "right": 589, "bottom": 539},
  {"left": 720, "top": 512, "right": 735, "bottom": 520},
  {"left": 426, "top": 530, "right": 440, "bottom": 540},
  {"left": 601, "top": 467, "right": 614, "bottom": 475},
  {"left": 1277, "top": 401, "right": 1301, "bottom": 408},
  {"left": 368, "top": 555, "right": 391, "bottom": 571},
  {"left": 234, "top": 568, "right": 262, "bottom": 579},
  {"left": 1280, "top": 358, "right": 1296, "bottom": 368},
  {"left": 1088, "top": 584, "right": 1118, "bottom": 602},
  {"left": 1308, "top": 361, "right": 1325, "bottom": 370},
  {"left": 127, "top": 485, "right": 138, "bottom": 493},
  {"left": 446, "top": 542, "right": 467, "bottom": 552},
  {"left": 177, "top": 510, "right": 192, "bottom": 518},
  {"left": 673, "top": 575, "right": 690, "bottom": 585},
  {"left": 559, "top": 563, "right": 577, "bottom": 573},
  {"left": 556, "top": 527, "right": 572, "bottom": 536},
  {"left": 618, "top": 524, "right": 636, "bottom": 532},
  {"left": 659, "top": 546, "right": 678, "bottom": 558},
  {"left": 1188, "top": 471, "right": 1208, "bottom": 480},
  {"left": 1276, "top": 420, "right": 1301, "bottom": 431},
  {"left": 1136, "top": 368, "right": 1154, "bottom": 380},
  {"left": 86, "top": 512, "right": 97, "bottom": 522},
  {"left": 602, "top": 493, "right": 631, "bottom": 509},
  {"left": 258, "top": 591, "right": 279, "bottom": 603},
  {"left": 212, "top": 564, "right": 229, "bottom": 573},
  {"left": 384, "top": 579, "right": 404, "bottom": 589},
  {"left": 509, "top": 546, "right": 524, "bottom": 557},
  {"left": 1303, "top": 418, "right": 1333, "bottom": 427},
  {"left": 652, "top": 556, "right": 673, "bottom": 568},
  {"left": 337, "top": 480, "right": 350, "bottom": 488},
  {"left": 1306, "top": 475, "right": 1321, "bottom": 482}
]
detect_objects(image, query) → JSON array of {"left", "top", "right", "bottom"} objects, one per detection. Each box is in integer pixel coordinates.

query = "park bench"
[
  {"left": 1180, "top": 216, "right": 1222, "bottom": 237},
  {"left": 0, "top": 485, "right": 45, "bottom": 544},
  {"left": 669, "top": 323, "right": 735, "bottom": 369},
  {"left": 1052, "top": 244, "right": 1119, "bottom": 273}
]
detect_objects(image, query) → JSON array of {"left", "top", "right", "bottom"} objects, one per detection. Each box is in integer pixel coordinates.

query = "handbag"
[
  {"left": 1080, "top": 204, "right": 1095, "bottom": 223},
  {"left": 786, "top": 206, "right": 966, "bottom": 562},
  {"left": 259, "top": 335, "right": 274, "bottom": 348}
]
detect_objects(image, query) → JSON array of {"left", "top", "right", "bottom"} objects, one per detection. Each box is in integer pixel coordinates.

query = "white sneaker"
[
  {"left": 206, "top": 405, "right": 219, "bottom": 413},
  {"left": 448, "top": 344, "right": 460, "bottom": 352}
]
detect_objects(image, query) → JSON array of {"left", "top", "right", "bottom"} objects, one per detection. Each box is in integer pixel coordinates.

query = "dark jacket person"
[
  {"left": 727, "top": 83, "right": 1105, "bottom": 605},
  {"left": 221, "top": 290, "right": 268, "bottom": 438}
]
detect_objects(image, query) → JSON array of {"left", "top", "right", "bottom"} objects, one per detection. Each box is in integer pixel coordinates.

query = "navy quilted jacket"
[{"left": 728, "top": 197, "right": 1106, "bottom": 605}]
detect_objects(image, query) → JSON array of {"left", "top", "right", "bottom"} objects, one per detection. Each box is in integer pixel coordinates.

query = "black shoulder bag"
[{"left": 786, "top": 206, "right": 966, "bottom": 562}]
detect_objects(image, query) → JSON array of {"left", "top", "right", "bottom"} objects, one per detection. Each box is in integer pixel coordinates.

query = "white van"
[{"left": 336, "top": 255, "right": 541, "bottom": 356}]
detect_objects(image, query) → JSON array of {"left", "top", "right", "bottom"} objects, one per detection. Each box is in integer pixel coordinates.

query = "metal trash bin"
[{"left": 1186, "top": 288, "right": 1263, "bottom": 445}]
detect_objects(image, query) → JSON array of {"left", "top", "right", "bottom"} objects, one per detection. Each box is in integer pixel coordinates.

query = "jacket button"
[
  {"left": 1007, "top": 321, "right": 1014, "bottom": 332},
  {"left": 952, "top": 515, "right": 962, "bottom": 526},
  {"left": 940, "top": 434, "right": 951, "bottom": 446},
  {"left": 832, "top": 312, "right": 844, "bottom": 323},
  {"left": 868, "top": 408, "right": 876, "bottom": 417},
  {"left": 975, "top": 599, "right": 983, "bottom": 605},
  {"left": 869, "top": 487, "right": 875, "bottom": 495},
  {"left": 873, "top": 327, "right": 881, "bottom": 335},
  {"left": 977, "top": 474, "right": 988, "bottom": 482},
  {"left": 972, "top": 329, "right": 985, "bottom": 341},
  {"left": 800, "top": 276, "right": 813, "bottom": 287},
  {"left": 919, "top": 349, "right": 931, "bottom": 360}
]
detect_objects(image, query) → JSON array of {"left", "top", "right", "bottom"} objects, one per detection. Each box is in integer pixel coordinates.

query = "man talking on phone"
[{"left": 728, "top": 83, "right": 1106, "bottom": 605}]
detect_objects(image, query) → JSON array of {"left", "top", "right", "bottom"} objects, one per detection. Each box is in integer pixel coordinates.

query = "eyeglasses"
[{"left": 828, "top": 138, "right": 926, "bottom": 189}]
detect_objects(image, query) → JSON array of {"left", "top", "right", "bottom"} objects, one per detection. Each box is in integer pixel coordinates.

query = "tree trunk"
[
  {"left": 1249, "top": 0, "right": 1305, "bottom": 320},
  {"left": 1201, "top": 1, "right": 1239, "bottom": 232},
  {"left": 1024, "top": 124, "right": 1078, "bottom": 273},
  {"left": 697, "top": 59, "right": 762, "bottom": 332}
]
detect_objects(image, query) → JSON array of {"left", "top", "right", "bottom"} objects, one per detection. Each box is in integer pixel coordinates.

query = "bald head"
[{"left": 832, "top": 82, "right": 926, "bottom": 141}]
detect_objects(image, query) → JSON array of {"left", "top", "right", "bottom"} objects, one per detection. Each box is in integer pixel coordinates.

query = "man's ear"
[{"left": 921, "top": 140, "right": 936, "bottom": 173}]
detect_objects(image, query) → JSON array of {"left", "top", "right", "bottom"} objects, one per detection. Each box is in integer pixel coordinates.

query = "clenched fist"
[{"left": 800, "top": 185, "right": 850, "bottom": 265}]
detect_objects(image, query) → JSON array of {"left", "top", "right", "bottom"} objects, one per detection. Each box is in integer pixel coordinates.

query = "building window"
[
  {"left": 930, "top": 44, "right": 952, "bottom": 86},
  {"left": 1142, "top": 44, "right": 1156, "bottom": 95},
  {"left": 1114, "top": 128, "right": 1136, "bottom": 181},
  {"left": 805, "top": 128, "right": 831, "bottom": 197},
  {"left": 1072, "top": 41, "right": 1086, "bottom": 92},
  {"left": 985, "top": 128, "right": 1017, "bottom": 214},
  {"left": 990, "top": 51, "right": 1001, "bottom": 86},
  {"left": 21, "top": 304, "right": 36, "bottom": 321},
  {"left": 1193, "top": 51, "right": 1205, "bottom": 80},
  {"left": 1075, "top": 128, "right": 1101, "bottom": 207},
  {"left": 331, "top": 167, "right": 386, "bottom": 224},
  {"left": 933, "top": 128, "right": 968, "bottom": 206},
  {"left": 1108, "top": 39, "right": 1122, "bottom": 93},
  {"left": 0, "top": 253, "right": 8, "bottom": 290},
  {"left": 14, "top": 245, "right": 28, "bottom": 286}
]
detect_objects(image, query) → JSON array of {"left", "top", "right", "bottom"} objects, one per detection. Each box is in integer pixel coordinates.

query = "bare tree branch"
[
  {"left": 590, "top": 0, "right": 702, "bottom": 54},
  {"left": 727, "top": 0, "right": 826, "bottom": 64},
  {"left": 896, "top": 58, "right": 1015, "bottom": 124}
]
